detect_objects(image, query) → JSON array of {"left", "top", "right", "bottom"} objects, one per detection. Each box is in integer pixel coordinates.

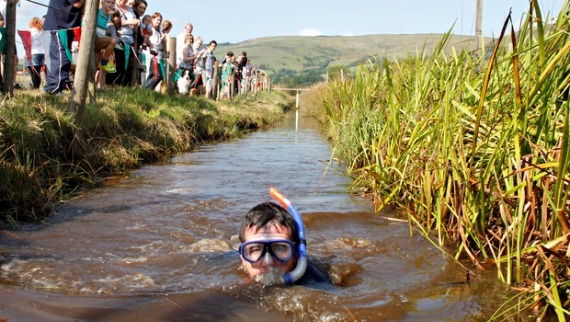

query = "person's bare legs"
[{"left": 101, "top": 39, "right": 116, "bottom": 62}]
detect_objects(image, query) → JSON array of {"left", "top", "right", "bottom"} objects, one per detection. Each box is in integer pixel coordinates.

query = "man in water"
[{"left": 238, "top": 201, "right": 330, "bottom": 285}]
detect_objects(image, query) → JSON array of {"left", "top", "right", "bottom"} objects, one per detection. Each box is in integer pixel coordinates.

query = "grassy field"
[{"left": 217, "top": 33, "right": 485, "bottom": 75}]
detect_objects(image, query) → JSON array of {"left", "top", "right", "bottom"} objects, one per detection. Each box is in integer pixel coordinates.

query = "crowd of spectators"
[{"left": 0, "top": 0, "right": 268, "bottom": 99}]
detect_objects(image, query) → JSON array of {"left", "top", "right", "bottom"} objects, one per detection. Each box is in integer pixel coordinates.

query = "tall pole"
[
  {"left": 475, "top": 0, "right": 483, "bottom": 56},
  {"left": 2, "top": 0, "right": 17, "bottom": 96},
  {"left": 70, "top": 0, "right": 98, "bottom": 125}
]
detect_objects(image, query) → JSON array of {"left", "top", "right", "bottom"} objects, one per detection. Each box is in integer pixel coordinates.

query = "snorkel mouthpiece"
[{"left": 269, "top": 187, "right": 307, "bottom": 285}]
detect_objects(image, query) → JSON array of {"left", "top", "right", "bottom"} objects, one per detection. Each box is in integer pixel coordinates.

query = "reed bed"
[{"left": 306, "top": 1, "right": 570, "bottom": 319}]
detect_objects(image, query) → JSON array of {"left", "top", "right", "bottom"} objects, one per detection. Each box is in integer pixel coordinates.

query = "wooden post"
[
  {"left": 70, "top": 0, "right": 98, "bottom": 124},
  {"left": 166, "top": 35, "right": 176, "bottom": 93},
  {"left": 229, "top": 69, "right": 235, "bottom": 101},
  {"left": 129, "top": 40, "right": 138, "bottom": 86},
  {"left": 212, "top": 61, "right": 219, "bottom": 99},
  {"left": 1, "top": 0, "right": 17, "bottom": 96},
  {"left": 475, "top": 0, "right": 483, "bottom": 56},
  {"left": 295, "top": 90, "right": 299, "bottom": 132}
]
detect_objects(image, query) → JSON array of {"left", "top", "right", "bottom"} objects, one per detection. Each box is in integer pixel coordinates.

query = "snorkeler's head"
[{"left": 238, "top": 202, "right": 299, "bottom": 283}]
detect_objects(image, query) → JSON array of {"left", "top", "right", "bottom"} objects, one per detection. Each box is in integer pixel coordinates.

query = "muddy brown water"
[{"left": 0, "top": 112, "right": 509, "bottom": 321}]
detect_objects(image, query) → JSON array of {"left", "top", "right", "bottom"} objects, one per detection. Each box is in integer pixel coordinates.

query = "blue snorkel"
[{"left": 269, "top": 187, "right": 307, "bottom": 285}]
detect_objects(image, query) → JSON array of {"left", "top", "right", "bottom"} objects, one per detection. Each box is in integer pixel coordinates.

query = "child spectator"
[
  {"left": 176, "top": 33, "right": 195, "bottom": 71},
  {"left": 107, "top": 10, "right": 122, "bottom": 44},
  {"left": 112, "top": 0, "right": 139, "bottom": 85},
  {"left": 174, "top": 33, "right": 195, "bottom": 88},
  {"left": 219, "top": 51, "right": 235, "bottom": 99},
  {"left": 140, "top": 14, "right": 152, "bottom": 49},
  {"left": 26, "top": 17, "right": 46, "bottom": 89},
  {"left": 142, "top": 12, "right": 166, "bottom": 90},
  {"left": 96, "top": 0, "right": 118, "bottom": 84}
]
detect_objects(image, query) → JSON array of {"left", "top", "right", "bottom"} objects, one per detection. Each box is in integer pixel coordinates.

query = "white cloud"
[{"left": 299, "top": 28, "right": 322, "bottom": 36}]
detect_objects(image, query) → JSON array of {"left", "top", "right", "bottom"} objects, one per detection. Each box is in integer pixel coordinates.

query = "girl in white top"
[
  {"left": 177, "top": 33, "right": 195, "bottom": 70},
  {"left": 27, "top": 17, "right": 46, "bottom": 89},
  {"left": 142, "top": 12, "right": 166, "bottom": 90}
]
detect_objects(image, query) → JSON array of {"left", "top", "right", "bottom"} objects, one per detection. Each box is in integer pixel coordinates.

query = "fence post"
[
  {"left": 229, "top": 69, "right": 235, "bottom": 101},
  {"left": 1, "top": 0, "right": 17, "bottom": 96},
  {"left": 70, "top": 0, "right": 98, "bottom": 122},
  {"left": 166, "top": 36, "right": 176, "bottom": 93},
  {"left": 295, "top": 89, "right": 300, "bottom": 132},
  {"left": 212, "top": 61, "right": 219, "bottom": 99}
]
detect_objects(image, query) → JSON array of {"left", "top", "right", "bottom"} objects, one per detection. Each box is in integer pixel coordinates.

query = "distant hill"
[{"left": 216, "top": 34, "right": 486, "bottom": 80}]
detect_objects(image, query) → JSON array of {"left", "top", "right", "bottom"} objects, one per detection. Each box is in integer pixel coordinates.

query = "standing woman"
[
  {"left": 133, "top": 0, "right": 147, "bottom": 84},
  {"left": 27, "top": 17, "right": 46, "bottom": 89},
  {"left": 133, "top": 0, "right": 147, "bottom": 47},
  {"left": 110, "top": 0, "right": 139, "bottom": 85},
  {"left": 143, "top": 12, "right": 166, "bottom": 90}
]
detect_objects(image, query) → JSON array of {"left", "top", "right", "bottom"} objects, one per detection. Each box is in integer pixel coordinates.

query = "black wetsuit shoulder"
[{"left": 295, "top": 260, "right": 332, "bottom": 286}]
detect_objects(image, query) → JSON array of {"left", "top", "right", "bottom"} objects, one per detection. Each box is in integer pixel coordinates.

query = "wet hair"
[{"left": 239, "top": 202, "right": 299, "bottom": 243}]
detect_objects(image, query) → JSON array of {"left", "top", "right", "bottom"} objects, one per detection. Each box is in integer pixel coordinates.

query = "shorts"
[{"left": 95, "top": 36, "right": 113, "bottom": 51}]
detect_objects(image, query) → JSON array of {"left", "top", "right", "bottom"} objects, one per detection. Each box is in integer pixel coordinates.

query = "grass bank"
[
  {"left": 303, "top": 3, "right": 569, "bottom": 320},
  {"left": 0, "top": 88, "right": 290, "bottom": 225}
]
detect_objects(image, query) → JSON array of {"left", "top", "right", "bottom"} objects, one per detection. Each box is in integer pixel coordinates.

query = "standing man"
[
  {"left": 175, "top": 22, "right": 192, "bottom": 67},
  {"left": 43, "top": 0, "right": 85, "bottom": 95}
]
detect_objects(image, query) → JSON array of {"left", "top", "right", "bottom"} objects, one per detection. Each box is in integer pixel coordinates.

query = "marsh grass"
[
  {"left": 0, "top": 88, "right": 289, "bottom": 225},
  {"left": 305, "top": 2, "right": 570, "bottom": 319}
]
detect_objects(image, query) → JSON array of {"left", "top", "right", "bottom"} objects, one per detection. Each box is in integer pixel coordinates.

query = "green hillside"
[{"left": 217, "top": 33, "right": 487, "bottom": 85}]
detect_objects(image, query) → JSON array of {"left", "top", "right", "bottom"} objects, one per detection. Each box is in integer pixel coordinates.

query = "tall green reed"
[{"left": 310, "top": 1, "right": 570, "bottom": 318}]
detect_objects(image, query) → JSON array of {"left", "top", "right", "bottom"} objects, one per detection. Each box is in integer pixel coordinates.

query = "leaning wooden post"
[
  {"left": 167, "top": 36, "right": 176, "bottom": 93},
  {"left": 1, "top": 0, "right": 17, "bottom": 96},
  {"left": 70, "top": 0, "right": 98, "bottom": 125}
]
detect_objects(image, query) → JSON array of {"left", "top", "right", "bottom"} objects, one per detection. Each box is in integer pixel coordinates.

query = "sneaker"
[
  {"left": 45, "top": 90, "right": 62, "bottom": 96},
  {"left": 98, "top": 61, "right": 116, "bottom": 73},
  {"left": 107, "top": 59, "right": 117, "bottom": 70}
]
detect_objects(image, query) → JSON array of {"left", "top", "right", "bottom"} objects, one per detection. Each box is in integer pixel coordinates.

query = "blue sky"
[
  {"left": 12, "top": 0, "right": 565, "bottom": 47},
  {"left": 150, "top": 0, "right": 563, "bottom": 41}
]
